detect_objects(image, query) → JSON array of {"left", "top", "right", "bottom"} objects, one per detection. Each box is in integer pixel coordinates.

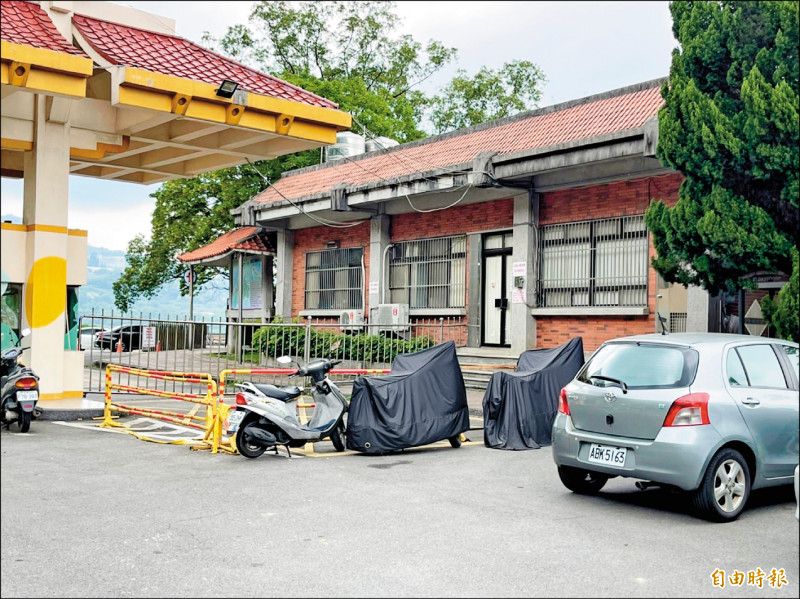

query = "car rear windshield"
[{"left": 577, "top": 342, "right": 699, "bottom": 389}]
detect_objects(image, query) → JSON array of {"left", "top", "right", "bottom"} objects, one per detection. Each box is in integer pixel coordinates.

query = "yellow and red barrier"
[
  {"left": 101, "top": 365, "right": 230, "bottom": 454},
  {"left": 101, "top": 365, "right": 399, "bottom": 457}
]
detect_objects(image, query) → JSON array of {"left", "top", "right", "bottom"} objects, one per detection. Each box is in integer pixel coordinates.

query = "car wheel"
[
  {"left": 557, "top": 465, "right": 609, "bottom": 495},
  {"left": 691, "top": 448, "right": 750, "bottom": 522},
  {"left": 448, "top": 434, "right": 462, "bottom": 448}
]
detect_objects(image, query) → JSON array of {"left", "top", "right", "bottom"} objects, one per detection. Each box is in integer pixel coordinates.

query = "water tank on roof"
[
  {"left": 325, "top": 132, "right": 366, "bottom": 163},
  {"left": 365, "top": 136, "right": 399, "bottom": 153}
]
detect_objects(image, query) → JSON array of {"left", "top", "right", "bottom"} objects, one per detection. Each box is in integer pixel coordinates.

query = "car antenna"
[{"left": 657, "top": 311, "right": 668, "bottom": 335}]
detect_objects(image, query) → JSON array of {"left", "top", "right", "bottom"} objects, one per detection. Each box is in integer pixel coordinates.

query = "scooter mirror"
[
  {"left": 20, "top": 328, "right": 31, "bottom": 338},
  {"left": 277, "top": 356, "right": 292, "bottom": 364}
]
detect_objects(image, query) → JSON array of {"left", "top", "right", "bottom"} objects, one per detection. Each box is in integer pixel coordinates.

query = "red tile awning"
[
  {"left": 72, "top": 13, "right": 338, "bottom": 110},
  {"left": 1, "top": 0, "right": 89, "bottom": 57},
  {"left": 251, "top": 84, "right": 664, "bottom": 206},
  {"left": 177, "top": 227, "right": 275, "bottom": 266}
]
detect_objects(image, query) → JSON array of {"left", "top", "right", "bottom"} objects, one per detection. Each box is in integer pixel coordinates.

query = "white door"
[{"left": 482, "top": 233, "right": 512, "bottom": 346}]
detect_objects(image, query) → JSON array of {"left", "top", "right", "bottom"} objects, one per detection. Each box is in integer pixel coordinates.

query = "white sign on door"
[{"left": 512, "top": 261, "right": 526, "bottom": 277}]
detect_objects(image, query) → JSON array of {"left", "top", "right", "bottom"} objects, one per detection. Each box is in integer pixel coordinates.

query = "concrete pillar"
[
  {"left": 368, "top": 214, "right": 391, "bottom": 318},
  {"left": 21, "top": 95, "right": 72, "bottom": 398},
  {"left": 509, "top": 191, "right": 538, "bottom": 355},
  {"left": 686, "top": 285, "right": 710, "bottom": 333},
  {"left": 275, "top": 229, "right": 294, "bottom": 319}
]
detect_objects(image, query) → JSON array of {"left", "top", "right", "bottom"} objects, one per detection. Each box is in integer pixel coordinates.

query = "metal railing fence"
[{"left": 79, "top": 311, "right": 468, "bottom": 396}]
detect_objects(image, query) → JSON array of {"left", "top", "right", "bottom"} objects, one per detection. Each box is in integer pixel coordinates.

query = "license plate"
[
  {"left": 227, "top": 410, "right": 245, "bottom": 433},
  {"left": 587, "top": 443, "right": 627, "bottom": 468},
  {"left": 16, "top": 390, "right": 38, "bottom": 403}
]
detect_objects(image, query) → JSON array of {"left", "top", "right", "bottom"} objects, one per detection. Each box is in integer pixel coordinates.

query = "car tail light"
[
  {"left": 558, "top": 387, "right": 571, "bottom": 415},
  {"left": 235, "top": 393, "right": 249, "bottom": 406},
  {"left": 15, "top": 377, "right": 37, "bottom": 389},
  {"left": 663, "top": 393, "right": 710, "bottom": 426}
]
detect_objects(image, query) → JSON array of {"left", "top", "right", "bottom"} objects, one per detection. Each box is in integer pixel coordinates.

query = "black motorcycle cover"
[
  {"left": 482, "top": 337, "right": 585, "bottom": 450},
  {"left": 346, "top": 341, "right": 470, "bottom": 454}
]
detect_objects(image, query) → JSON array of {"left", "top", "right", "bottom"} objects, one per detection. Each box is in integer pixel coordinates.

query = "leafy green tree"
[
  {"left": 762, "top": 247, "right": 799, "bottom": 341},
  {"left": 113, "top": 168, "right": 263, "bottom": 312},
  {"left": 212, "top": 0, "right": 457, "bottom": 142},
  {"left": 646, "top": 0, "right": 798, "bottom": 339},
  {"left": 428, "top": 60, "right": 546, "bottom": 133},
  {"left": 115, "top": 0, "right": 546, "bottom": 310}
]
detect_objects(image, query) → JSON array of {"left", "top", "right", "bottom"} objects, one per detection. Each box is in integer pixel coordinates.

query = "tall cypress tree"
[{"left": 646, "top": 1, "right": 798, "bottom": 339}]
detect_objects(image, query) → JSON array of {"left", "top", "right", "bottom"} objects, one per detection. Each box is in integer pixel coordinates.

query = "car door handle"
[{"left": 741, "top": 397, "right": 760, "bottom": 406}]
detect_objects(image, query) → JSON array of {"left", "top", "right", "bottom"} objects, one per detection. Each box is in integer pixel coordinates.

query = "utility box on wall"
[
  {"left": 339, "top": 309, "right": 365, "bottom": 331},
  {"left": 374, "top": 303, "right": 410, "bottom": 331}
]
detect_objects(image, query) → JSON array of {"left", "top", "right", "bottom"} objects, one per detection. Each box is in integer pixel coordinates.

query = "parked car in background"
[
  {"left": 552, "top": 333, "right": 799, "bottom": 522},
  {"left": 79, "top": 326, "right": 108, "bottom": 350},
  {"left": 94, "top": 324, "right": 145, "bottom": 352}
]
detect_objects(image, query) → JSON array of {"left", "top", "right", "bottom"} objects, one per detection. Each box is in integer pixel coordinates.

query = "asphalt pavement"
[{"left": 2, "top": 419, "right": 797, "bottom": 598}]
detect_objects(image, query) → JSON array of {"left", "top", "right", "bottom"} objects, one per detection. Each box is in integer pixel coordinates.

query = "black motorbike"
[{"left": 1, "top": 328, "right": 40, "bottom": 433}]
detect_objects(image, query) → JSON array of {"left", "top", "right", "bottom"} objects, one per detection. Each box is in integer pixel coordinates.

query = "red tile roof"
[
  {"left": 253, "top": 83, "right": 665, "bottom": 206},
  {"left": 177, "top": 227, "right": 275, "bottom": 263},
  {"left": 71, "top": 14, "right": 339, "bottom": 109},
  {"left": 1, "top": 0, "right": 89, "bottom": 57}
]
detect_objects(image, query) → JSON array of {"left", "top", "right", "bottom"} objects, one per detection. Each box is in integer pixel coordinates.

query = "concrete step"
[{"left": 457, "top": 346, "right": 518, "bottom": 368}]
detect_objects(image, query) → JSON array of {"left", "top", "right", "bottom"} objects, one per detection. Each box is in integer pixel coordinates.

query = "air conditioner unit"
[
  {"left": 374, "top": 303, "right": 410, "bottom": 332},
  {"left": 339, "top": 309, "right": 365, "bottom": 331}
]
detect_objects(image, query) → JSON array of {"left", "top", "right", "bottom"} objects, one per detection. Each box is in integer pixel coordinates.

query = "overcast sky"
[{"left": 0, "top": 1, "right": 676, "bottom": 251}]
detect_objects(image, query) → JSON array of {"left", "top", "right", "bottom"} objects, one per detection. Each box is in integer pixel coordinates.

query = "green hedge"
[{"left": 251, "top": 324, "right": 435, "bottom": 364}]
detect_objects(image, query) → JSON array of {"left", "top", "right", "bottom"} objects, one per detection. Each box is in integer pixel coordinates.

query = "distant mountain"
[
  {"left": 3, "top": 213, "right": 228, "bottom": 320},
  {"left": 80, "top": 246, "right": 229, "bottom": 320}
]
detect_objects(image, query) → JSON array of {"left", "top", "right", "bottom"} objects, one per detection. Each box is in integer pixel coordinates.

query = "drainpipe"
[
  {"left": 361, "top": 253, "right": 366, "bottom": 313},
  {"left": 381, "top": 243, "right": 395, "bottom": 304}
]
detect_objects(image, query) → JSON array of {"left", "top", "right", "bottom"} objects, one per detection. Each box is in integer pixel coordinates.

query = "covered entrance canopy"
[
  {"left": 0, "top": 0, "right": 351, "bottom": 399},
  {"left": 177, "top": 226, "right": 276, "bottom": 323}
]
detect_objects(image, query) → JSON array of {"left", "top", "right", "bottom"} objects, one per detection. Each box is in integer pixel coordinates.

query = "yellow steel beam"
[
  {"left": 116, "top": 67, "right": 351, "bottom": 144},
  {"left": 1, "top": 41, "right": 93, "bottom": 98}
]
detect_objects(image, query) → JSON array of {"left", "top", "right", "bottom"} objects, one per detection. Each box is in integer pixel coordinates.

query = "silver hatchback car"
[{"left": 551, "top": 333, "right": 799, "bottom": 522}]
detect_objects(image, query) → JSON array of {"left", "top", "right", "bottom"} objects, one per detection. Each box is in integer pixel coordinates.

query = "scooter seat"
[{"left": 252, "top": 383, "right": 302, "bottom": 402}]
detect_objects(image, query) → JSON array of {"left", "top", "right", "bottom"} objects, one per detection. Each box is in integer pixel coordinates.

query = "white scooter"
[{"left": 226, "top": 345, "right": 348, "bottom": 458}]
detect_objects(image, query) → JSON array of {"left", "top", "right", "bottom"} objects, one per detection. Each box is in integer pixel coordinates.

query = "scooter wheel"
[
  {"left": 235, "top": 421, "right": 266, "bottom": 459},
  {"left": 448, "top": 434, "right": 462, "bottom": 448},
  {"left": 330, "top": 422, "right": 346, "bottom": 452},
  {"left": 17, "top": 411, "right": 31, "bottom": 433}
]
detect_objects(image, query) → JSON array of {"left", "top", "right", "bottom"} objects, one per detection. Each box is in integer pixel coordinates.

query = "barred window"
[
  {"left": 389, "top": 235, "right": 466, "bottom": 309},
  {"left": 305, "top": 247, "right": 363, "bottom": 310},
  {"left": 538, "top": 215, "right": 648, "bottom": 308}
]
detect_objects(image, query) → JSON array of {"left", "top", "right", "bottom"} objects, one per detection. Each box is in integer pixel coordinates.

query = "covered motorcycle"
[
  {"left": 346, "top": 341, "right": 469, "bottom": 454},
  {"left": 482, "top": 337, "right": 584, "bottom": 450}
]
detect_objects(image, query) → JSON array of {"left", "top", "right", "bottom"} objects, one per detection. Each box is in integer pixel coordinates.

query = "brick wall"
[
  {"left": 391, "top": 198, "right": 514, "bottom": 241},
  {"left": 391, "top": 198, "right": 514, "bottom": 328},
  {"left": 286, "top": 173, "right": 686, "bottom": 353},
  {"left": 290, "top": 198, "right": 515, "bottom": 319},
  {"left": 535, "top": 173, "right": 683, "bottom": 351}
]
